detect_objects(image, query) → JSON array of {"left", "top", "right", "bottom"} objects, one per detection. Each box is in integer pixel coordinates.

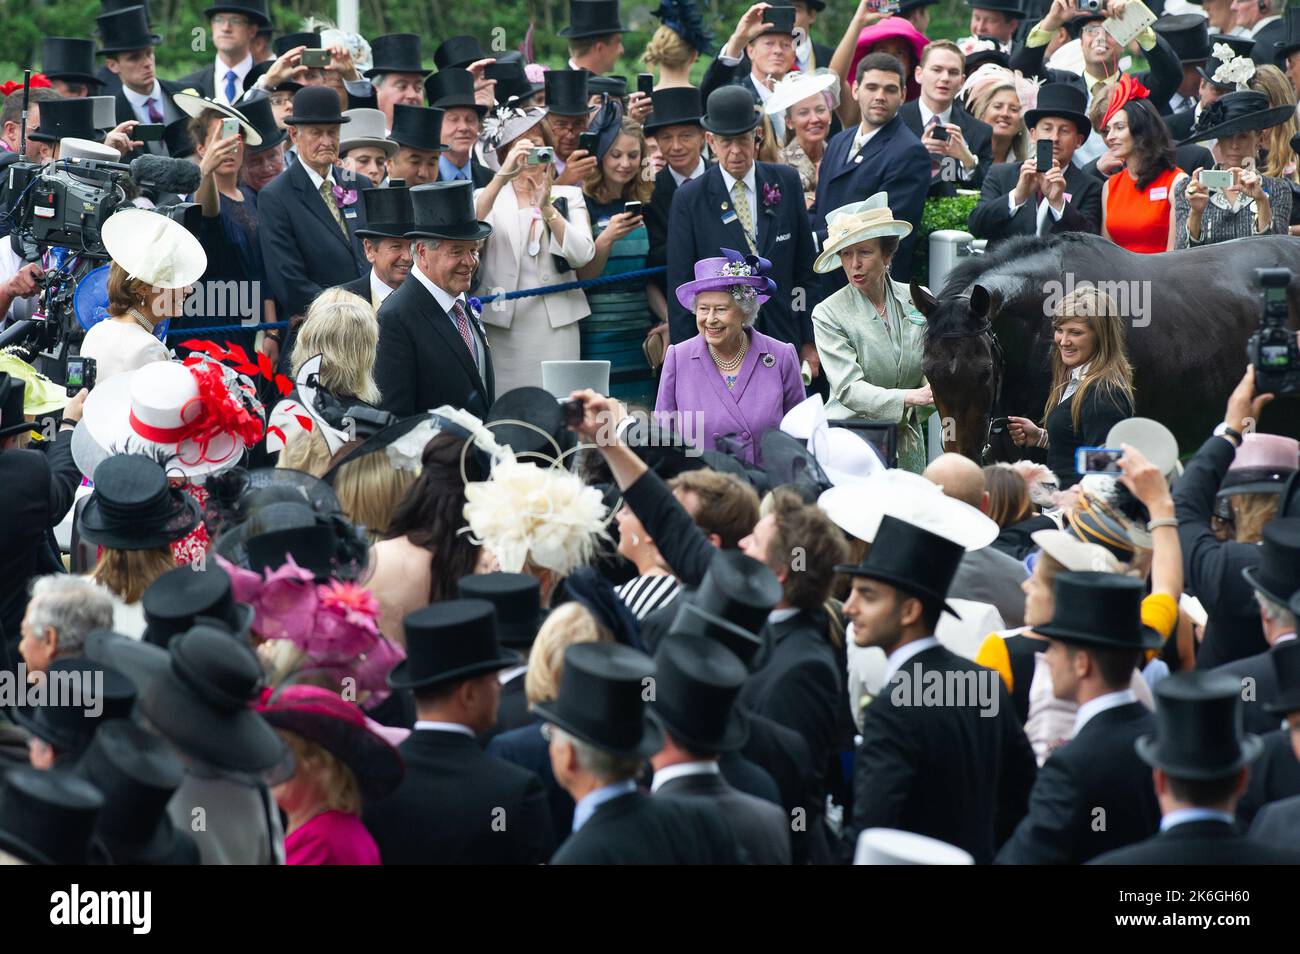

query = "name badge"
[
  {"left": 775, "top": 232, "right": 791, "bottom": 243},
  {"left": 1149, "top": 187, "right": 1168, "bottom": 201},
  {"left": 721, "top": 210, "right": 739, "bottom": 225},
  {"left": 343, "top": 208, "right": 358, "bottom": 218}
]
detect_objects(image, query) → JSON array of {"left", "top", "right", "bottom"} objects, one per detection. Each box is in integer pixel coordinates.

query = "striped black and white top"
[{"left": 615, "top": 574, "right": 682, "bottom": 621}]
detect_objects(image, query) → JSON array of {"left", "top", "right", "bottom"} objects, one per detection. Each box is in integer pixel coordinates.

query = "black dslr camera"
[{"left": 1248, "top": 268, "right": 1300, "bottom": 396}]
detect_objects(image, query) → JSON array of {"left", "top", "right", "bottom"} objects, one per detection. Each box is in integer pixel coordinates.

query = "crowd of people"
[{"left": 0, "top": 0, "right": 1299, "bottom": 867}]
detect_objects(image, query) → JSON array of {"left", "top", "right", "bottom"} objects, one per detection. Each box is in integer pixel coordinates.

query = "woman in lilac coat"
[{"left": 654, "top": 249, "right": 806, "bottom": 467}]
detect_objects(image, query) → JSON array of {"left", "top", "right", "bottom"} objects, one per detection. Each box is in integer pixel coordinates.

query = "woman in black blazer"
[{"left": 1007, "top": 286, "right": 1135, "bottom": 488}]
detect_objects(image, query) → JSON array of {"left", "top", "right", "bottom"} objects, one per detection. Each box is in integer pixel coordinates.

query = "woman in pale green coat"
[{"left": 811, "top": 192, "right": 935, "bottom": 473}]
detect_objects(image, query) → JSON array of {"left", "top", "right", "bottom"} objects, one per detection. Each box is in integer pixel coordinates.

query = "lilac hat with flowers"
[{"left": 674, "top": 248, "right": 778, "bottom": 311}]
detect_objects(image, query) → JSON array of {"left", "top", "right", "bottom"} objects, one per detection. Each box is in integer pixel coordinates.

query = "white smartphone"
[{"left": 221, "top": 117, "right": 240, "bottom": 139}]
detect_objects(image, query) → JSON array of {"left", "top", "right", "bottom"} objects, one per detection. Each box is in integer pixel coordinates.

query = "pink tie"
[{"left": 451, "top": 300, "right": 478, "bottom": 367}]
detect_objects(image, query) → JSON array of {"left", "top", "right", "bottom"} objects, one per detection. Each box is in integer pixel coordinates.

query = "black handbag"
[{"left": 548, "top": 196, "right": 572, "bottom": 274}]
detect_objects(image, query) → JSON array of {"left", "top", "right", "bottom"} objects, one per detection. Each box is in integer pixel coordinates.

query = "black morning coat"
[
  {"left": 844, "top": 641, "right": 1038, "bottom": 864},
  {"left": 373, "top": 267, "right": 496, "bottom": 420},
  {"left": 995, "top": 700, "right": 1160, "bottom": 864},
  {"left": 362, "top": 727, "right": 554, "bottom": 864},
  {"left": 550, "top": 789, "right": 743, "bottom": 864}
]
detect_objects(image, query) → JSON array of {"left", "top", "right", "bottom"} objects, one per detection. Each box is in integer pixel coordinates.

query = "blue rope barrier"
[{"left": 165, "top": 266, "right": 667, "bottom": 337}]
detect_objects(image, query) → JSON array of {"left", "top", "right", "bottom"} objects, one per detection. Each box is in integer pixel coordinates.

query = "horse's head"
[{"left": 915, "top": 281, "right": 1005, "bottom": 464}]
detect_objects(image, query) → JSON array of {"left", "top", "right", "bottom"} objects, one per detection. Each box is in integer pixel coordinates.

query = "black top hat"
[
  {"left": 1065, "top": 11, "right": 1108, "bottom": 39},
  {"left": 643, "top": 86, "right": 704, "bottom": 134},
  {"left": 43, "top": 37, "right": 103, "bottom": 87},
  {"left": 282, "top": 86, "right": 351, "bottom": 125},
  {"left": 407, "top": 180, "right": 493, "bottom": 241},
  {"left": 457, "top": 573, "right": 543, "bottom": 649},
  {"left": 75, "top": 719, "right": 198, "bottom": 865},
  {"left": 545, "top": 69, "right": 594, "bottom": 117},
  {"left": 1136, "top": 671, "right": 1264, "bottom": 780},
  {"left": 964, "top": 0, "right": 1025, "bottom": 17},
  {"left": 272, "top": 31, "right": 320, "bottom": 57},
  {"left": 365, "top": 33, "right": 430, "bottom": 78},
  {"left": 486, "top": 386, "right": 576, "bottom": 467},
  {"left": 1241, "top": 517, "right": 1300, "bottom": 606},
  {"left": 560, "top": 0, "right": 628, "bottom": 39},
  {"left": 202, "top": 0, "right": 270, "bottom": 27},
  {"left": 27, "top": 97, "right": 106, "bottom": 145},
  {"left": 1268, "top": 637, "right": 1300, "bottom": 717},
  {"left": 12, "top": 657, "right": 137, "bottom": 757},
  {"left": 78, "top": 455, "right": 201, "bottom": 551},
  {"left": 100, "top": 0, "right": 152, "bottom": 18},
  {"left": 388, "top": 599, "right": 522, "bottom": 690},
  {"left": 1198, "top": 34, "right": 1257, "bottom": 87},
  {"left": 425, "top": 68, "right": 487, "bottom": 116},
  {"left": 86, "top": 624, "right": 286, "bottom": 773},
  {"left": 0, "top": 768, "right": 103, "bottom": 865},
  {"left": 1275, "top": 8, "right": 1300, "bottom": 64},
  {"left": 435, "top": 35, "right": 487, "bottom": 71},
  {"left": 487, "top": 53, "right": 545, "bottom": 105},
  {"left": 96, "top": 6, "right": 163, "bottom": 55},
  {"left": 757, "top": 4, "right": 797, "bottom": 38},
  {"left": 1032, "top": 571, "right": 1165, "bottom": 651},
  {"left": 353, "top": 185, "right": 415, "bottom": 240},
  {"left": 1153, "top": 13, "right": 1211, "bottom": 63},
  {"left": 238, "top": 506, "right": 365, "bottom": 580},
  {"left": 1180, "top": 90, "right": 1298, "bottom": 146},
  {"left": 964, "top": 36, "right": 1011, "bottom": 74},
  {"left": 588, "top": 74, "right": 629, "bottom": 99},
  {"left": 533, "top": 643, "right": 663, "bottom": 758},
  {"left": 233, "top": 89, "right": 287, "bottom": 153},
  {"left": 389, "top": 104, "right": 448, "bottom": 152},
  {"left": 650, "top": 632, "right": 749, "bottom": 754},
  {"left": 670, "top": 550, "right": 782, "bottom": 668},
  {"left": 141, "top": 564, "right": 253, "bottom": 648},
  {"left": 1023, "top": 82, "right": 1092, "bottom": 138},
  {"left": 702, "top": 84, "right": 762, "bottom": 136},
  {"left": 835, "top": 514, "right": 966, "bottom": 618},
  {"left": 897, "top": 0, "right": 939, "bottom": 12},
  {"left": 0, "top": 374, "right": 34, "bottom": 440}
]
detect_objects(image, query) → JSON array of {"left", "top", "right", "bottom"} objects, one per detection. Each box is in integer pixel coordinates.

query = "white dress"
[{"left": 79, "top": 318, "right": 170, "bottom": 383}]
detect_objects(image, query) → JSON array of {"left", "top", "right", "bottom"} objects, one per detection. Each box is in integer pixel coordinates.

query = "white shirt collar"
[
  {"left": 750, "top": 74, "right": 775, "bottom": 102},
  {"left": 1160, "top": 807, "right": 1235, "bottom": 831},
  {"left": 1251, "top": 15, "right": 1282, "bottom": 37},
  {"left": 411, "top": 261, "right": 463, "bottom": 314},
  {"left": 719, "top": 164, "right": 757, "bottom": 198},
  {"left": 1073, "top": 688, "right": 1137, "bottom": 736},
  {"left": 413, "top": 720, "right": 475, "bottom": 737},
  {"left": 122, "top": 80, "right": 164, "bottom": 111},
  {"left": 768, "top": 607, "right": 800, "bottom": 625},
  {"left": 300, "top": 161, "right": 336, "bottom": 193},
  {"left": 882, "top": 636, "right": 941, "bottom": 684},
  {"left": 369, "top": 266, "right": 398, "bottom": 302},
  {"left": 852, "top": 122, "right": 882, "bottom": 152},
  {"left": 650, "top": 760, "right": 720, "bottom": 793},
  {"left": 668, "top": 156, "right": 706, "bottom": 187},
  {"left": 215, "top": 52, "right": 254, "bottom": 81},
  {"left": 919, "top": 99, "right": 953, "bottom": 128}
]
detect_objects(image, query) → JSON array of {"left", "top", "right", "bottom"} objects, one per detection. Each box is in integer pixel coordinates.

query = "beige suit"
[
  {"left": 474, "top": 183, "right": 596, "bottom": 392},
  {"left": 811, "top": 277, "right": 932, "bottom": 473}
]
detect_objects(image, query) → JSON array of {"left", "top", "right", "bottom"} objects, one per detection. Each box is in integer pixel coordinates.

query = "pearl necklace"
[{"left": 708, "top": 337, "right": 747, "bottom": 373}]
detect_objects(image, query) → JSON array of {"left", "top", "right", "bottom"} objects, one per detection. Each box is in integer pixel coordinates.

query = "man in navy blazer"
[
  {"left": 811, "top": 52, "right": 929, "bottom": 293},
  {"left": 666, "top": 86, "right": 819, "bottom": 377},
  {"left": 257, "top": 87, "right": 371, "bottom": 368}
]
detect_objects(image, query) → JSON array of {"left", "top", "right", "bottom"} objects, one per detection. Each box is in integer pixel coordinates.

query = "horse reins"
[{"left": 932, "top": 317, "right": 1007, "bottom": 463}]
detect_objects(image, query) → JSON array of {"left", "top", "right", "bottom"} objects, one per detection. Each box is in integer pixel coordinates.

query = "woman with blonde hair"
[
  {"left": 1007, "top": 285, "right": 1135, "bottom": 488},
  {"left": 1248, "top": 65, "right": 1300, "bottom": 184},
  {"left": 766, "top": 69, "right": 841, "bottom": 208},
  {"left": 961, "top": 64, "right": 1034, "bottom": 164},
  {"left": 276, "top": 287, "right": 382, "bottom": 476},
  {"left": 642, "top": 0, "right": 713, "bottom": 88},
  {"left": 487, "top": 601, "right": 609, "bottom": 835}
]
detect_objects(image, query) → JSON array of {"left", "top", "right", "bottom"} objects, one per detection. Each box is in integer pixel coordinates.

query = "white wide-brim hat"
[
  {"left": 73, "top": 360, "right": 256, "bottom": 480},
  {"left": 1106, "top": 416, "right": 1181, "bottom": 482},
  {"left": 818, "top": 469, "right": 1000, "bottom": 551},
  {"left": 854, "top": 828, "right": 974, "bottom": 865},
  {"left": 541, "top": 360, "right": 610, "bottom": 399},
  {"left": 1031, "top": 528, "right": 1119, "bottom": 573},
  {"left": 102, "top": 209, "right": 208, "bottom": 290},
  {"left": 813, "top": 191, "right": 912, "bottom": 274},
  {"left": 341, "top": 108, "right": 399, "bottom": 158},
  {"left": 781, "top": 395, "right": 886, "bottom": 486},
  {"left": 172, "top": 91, "right": 264, "bottom": 147},
  {"left": 764, "top": 67, "right": 841, "bottom": 116}
]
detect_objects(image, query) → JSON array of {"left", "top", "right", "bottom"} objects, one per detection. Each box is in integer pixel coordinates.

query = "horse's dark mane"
[{"left": 937, "top": 235, "right": 1054, "bottom": 299}]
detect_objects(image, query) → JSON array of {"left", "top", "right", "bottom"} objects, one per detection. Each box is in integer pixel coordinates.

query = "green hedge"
[{"left": 911, "top": 192, "right": 979, "bottom": 286}]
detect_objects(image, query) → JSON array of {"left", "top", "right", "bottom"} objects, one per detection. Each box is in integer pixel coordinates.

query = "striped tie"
[
  {"left": 318, "top": 181, "right": 348, "bottom": 236},
  {"left": 451, "top": 299, "right": 478, "bottom": 368}
]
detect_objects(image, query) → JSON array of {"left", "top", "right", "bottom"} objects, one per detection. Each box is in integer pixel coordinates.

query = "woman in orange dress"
[{"left": 1099, "top": 77, "right": 1187, "bottom": 254}]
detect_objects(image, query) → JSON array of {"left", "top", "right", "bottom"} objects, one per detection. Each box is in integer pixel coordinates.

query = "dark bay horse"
[{"left": 914, "top": 232, "right": 1300, "bottom": 462}]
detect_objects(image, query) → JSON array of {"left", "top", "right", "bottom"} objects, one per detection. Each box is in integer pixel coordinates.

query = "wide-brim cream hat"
[
  {"left": 764, "top": 67, "right": 841, "bottom": 116},
  {"left": 102, "top": 209, "right": 207, "bottom": 290},
  {"left": 818, "top": 469, "right": 1000, "bottom": 551},
  {"left": 813, "top": 191, "right": 912, "bottom": 274},
  {"left": 1030, "top": 528, "right": 1120, "bottom": 574},
  {"left": 172, "top": 91, "right": 264, "bottom": 147}
]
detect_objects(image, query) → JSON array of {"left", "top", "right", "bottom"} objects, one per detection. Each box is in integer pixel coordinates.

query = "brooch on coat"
[{"left": 762, "top": 353, "right": 775, "bottom": 367}]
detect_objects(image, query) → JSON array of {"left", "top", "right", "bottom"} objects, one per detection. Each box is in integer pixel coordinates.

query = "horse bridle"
[{"left": 932, "top": 318, "right": 1006, "bottom": 463}]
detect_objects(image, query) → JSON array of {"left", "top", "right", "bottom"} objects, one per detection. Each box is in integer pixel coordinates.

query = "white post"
[{"left": 336, "top": 0, "right": 360, "bottom": 35}]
